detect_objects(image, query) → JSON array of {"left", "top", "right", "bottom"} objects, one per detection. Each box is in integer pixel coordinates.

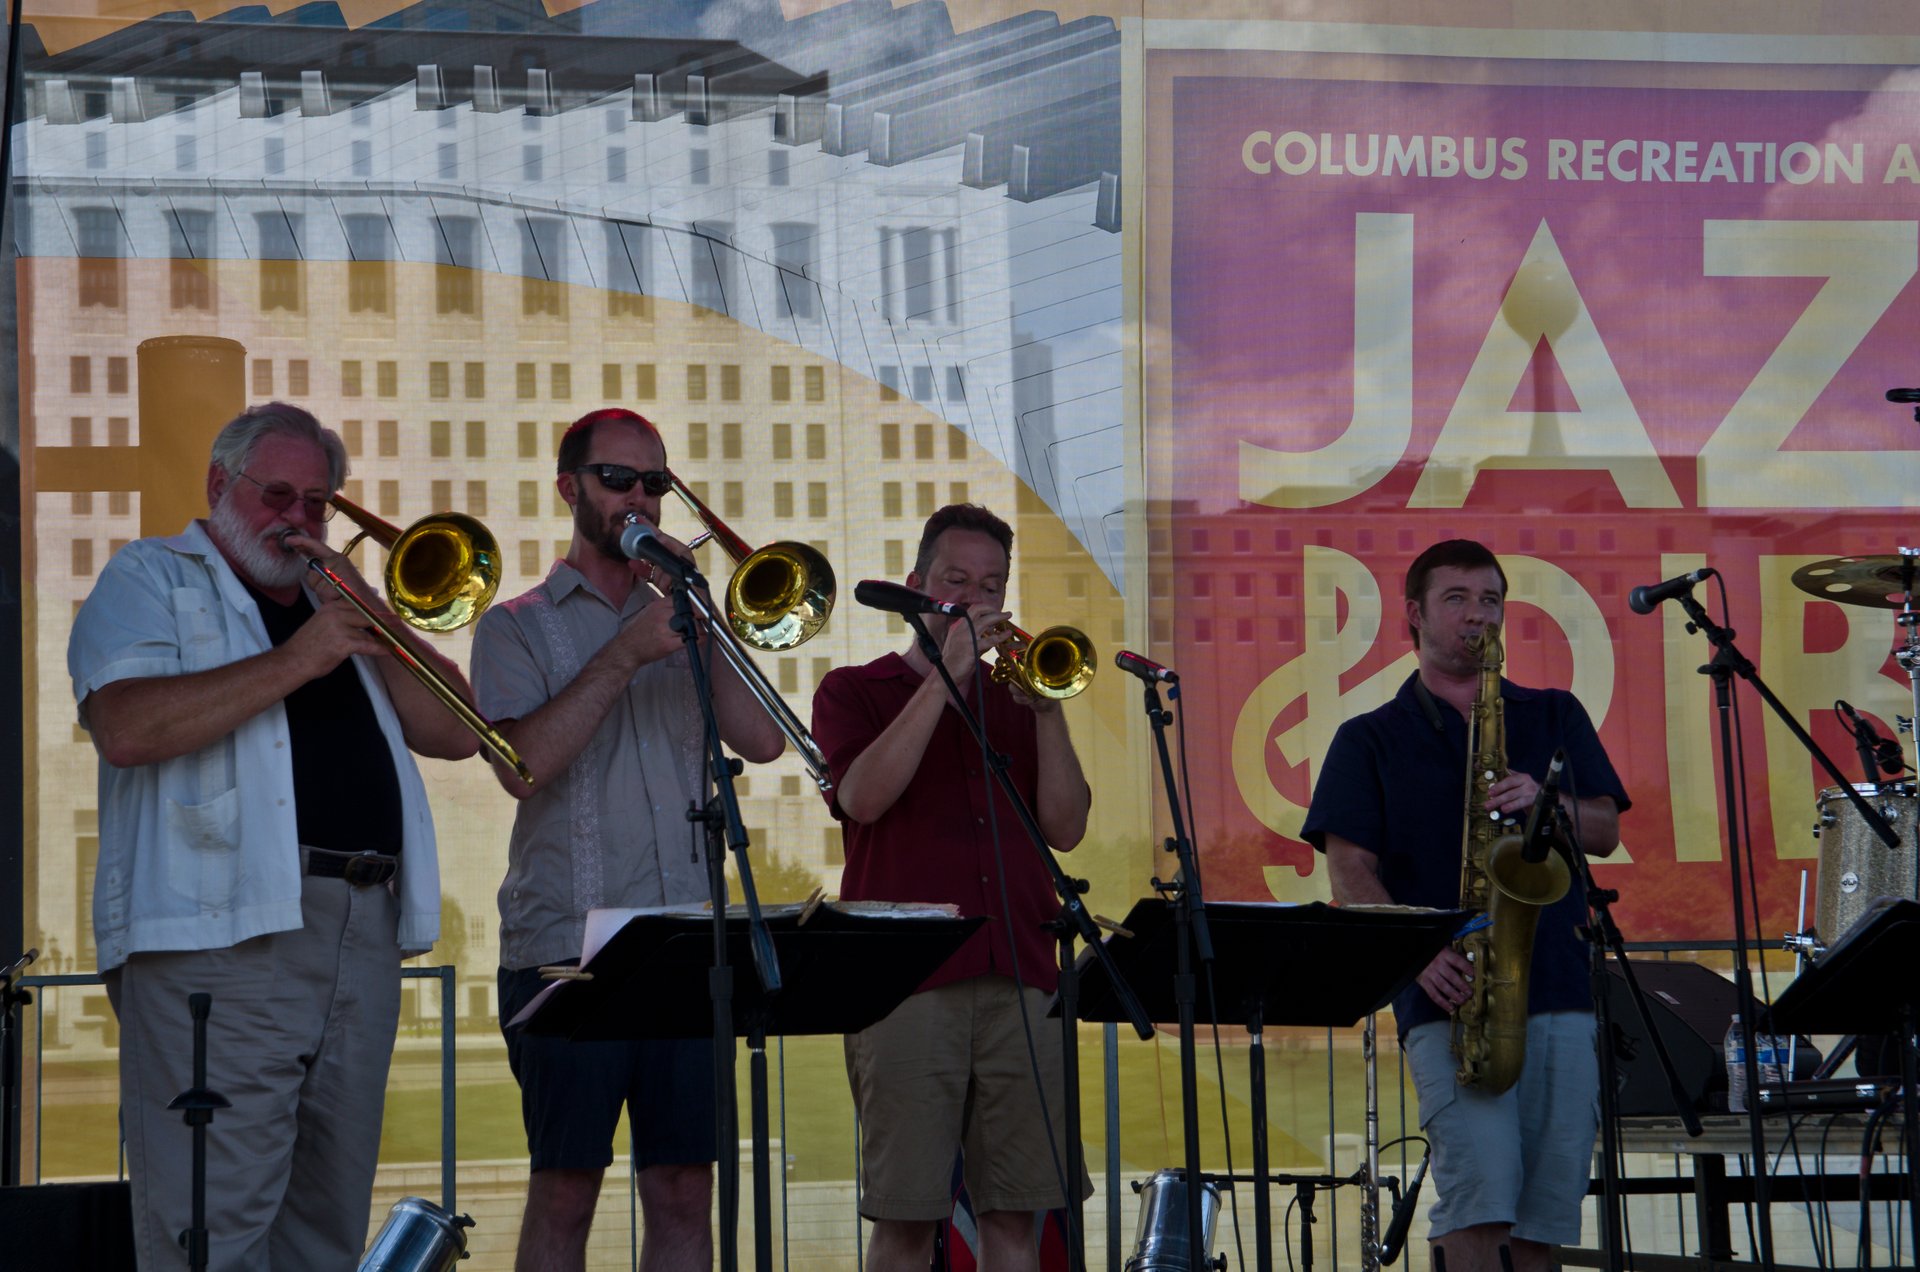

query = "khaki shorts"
[{"left": 845, "top": 975, "right": 1091, "bottom": 1221}]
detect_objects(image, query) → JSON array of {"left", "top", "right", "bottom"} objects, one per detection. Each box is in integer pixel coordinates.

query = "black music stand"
[
  {"left": 1072, "top": 899, "right": 1463, "bottom": 1272},
  {"left": 520, "top": 904, "right": 981, "bottom": 1272},
  {"left": 1768, "top": 897, "right": 1920, "bottom": 1252}
]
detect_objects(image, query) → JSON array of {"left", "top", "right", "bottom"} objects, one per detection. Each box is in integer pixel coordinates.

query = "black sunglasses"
[
  {"left": 573, "top": 464, "right": 673, "bottom": 497},
  {"left": 237, "top": 470, "right": 336, "bottom": 521}
]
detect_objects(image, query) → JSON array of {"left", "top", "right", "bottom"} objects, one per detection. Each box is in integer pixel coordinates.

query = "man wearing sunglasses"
[
  {"left": 67, "top": 401, "right": 479, "bottom": 1269},
  {"left": 470, "top": 406, "right": 784, "bottom": 1272}
]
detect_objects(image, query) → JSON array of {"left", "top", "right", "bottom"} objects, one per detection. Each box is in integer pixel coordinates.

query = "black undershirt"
[{"left": 243, "top": 581, "right": 405, "bottom": 856}]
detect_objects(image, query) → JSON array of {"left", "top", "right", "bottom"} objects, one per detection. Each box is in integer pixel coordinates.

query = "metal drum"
[
  {"left": 1126, "top": 1168, "right": 1222, "bottom": 1272},
  {"left": 359, "top": 1196, "right": 474, "bottom": 1272},
  {"left": 1815, "top": 783, "right": 1919, "bottom": 943}
]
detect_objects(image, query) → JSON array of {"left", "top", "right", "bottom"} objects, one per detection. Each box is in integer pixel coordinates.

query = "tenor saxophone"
[{"left": 1450, "top": 625, "right": 1571, "bottom": 1094}]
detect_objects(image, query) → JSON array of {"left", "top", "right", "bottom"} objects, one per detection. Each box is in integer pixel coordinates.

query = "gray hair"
[{"left": 209, "top": 402, "right": 349, "bottom": 491}]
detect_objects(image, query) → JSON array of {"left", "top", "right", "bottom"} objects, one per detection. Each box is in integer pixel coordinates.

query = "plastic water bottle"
[
  {"left": 1757, "top": 1029, "right": 1785, "bottom": 1091},
  {"left": 1724, "top": 1013, "right": 1748, "bottom": 1113}
]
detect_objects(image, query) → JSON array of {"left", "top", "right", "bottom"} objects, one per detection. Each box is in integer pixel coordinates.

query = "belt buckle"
[{"left": 342, "top": 852, "right": 392, "bottom": 887}]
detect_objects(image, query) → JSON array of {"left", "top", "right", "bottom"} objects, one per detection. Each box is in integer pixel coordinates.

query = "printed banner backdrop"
[
  {"left": 14, "top": 0, "right": 1920, "bottom": 1262},
  {"left": 10, "top": 0, "right": 1145, "bottom": 1258},
  {"left": 1146, "top": 43, "right": 1920, "bottom": 942}
]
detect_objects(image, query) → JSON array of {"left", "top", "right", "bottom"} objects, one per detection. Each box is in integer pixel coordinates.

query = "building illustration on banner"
[{"left": 13, "top": 0, "right": 1126, "bottom": 1033}]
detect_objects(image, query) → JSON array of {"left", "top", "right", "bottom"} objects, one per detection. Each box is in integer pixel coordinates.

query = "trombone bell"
[
  {"left": 388, "top": 515, "right": 501, "bottom": 631},
  {"left": 331, "top": 493, "right": 501, "bottom": 633},
  {"left": 990, "top": 624, "right": 1096, "bottom": 701},
  {"left": 729, "top": 542, "right": 834, "bottom": 652}
]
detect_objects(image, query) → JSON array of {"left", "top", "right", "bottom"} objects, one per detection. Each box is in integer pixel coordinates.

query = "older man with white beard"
[{"left": 68, "top": 402, "right": 478, "bottom": 1271}]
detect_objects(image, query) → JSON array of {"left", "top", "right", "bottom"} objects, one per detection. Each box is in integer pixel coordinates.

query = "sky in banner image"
[{"left": 1147, "top": 48, "right": 1920, "bottom": 943}]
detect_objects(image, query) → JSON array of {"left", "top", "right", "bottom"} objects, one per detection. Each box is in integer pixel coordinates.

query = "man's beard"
[
  {"left": 208, "top": 493, "right": 318, "bottom": 590},
  {"left": 575, "top": 500, "right": 630, "bottom": 564}
]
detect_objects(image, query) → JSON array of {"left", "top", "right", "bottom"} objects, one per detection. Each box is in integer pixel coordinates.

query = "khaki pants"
[{"left": 108, "top": 871, "right": 402, "bottom": 1271}]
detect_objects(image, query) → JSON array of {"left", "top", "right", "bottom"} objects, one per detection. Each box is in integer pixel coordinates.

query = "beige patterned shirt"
[{"left": 471, "top": 560, "right": 708, "bottom": 970}]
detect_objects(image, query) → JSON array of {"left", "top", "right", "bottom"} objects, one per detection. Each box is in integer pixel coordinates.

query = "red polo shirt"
[{"left": 812, "top": 652, "right": 1068, "bottom": 994}]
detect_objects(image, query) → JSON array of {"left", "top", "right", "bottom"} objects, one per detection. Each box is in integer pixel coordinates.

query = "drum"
[
  {"left": 358, "top": 1196, "right": 474, "bottom": 1272},
  {"left": 1815, "top": 783, "right": 1919, "bottom": 944},
  {"left": 1125, "top": 1168, "right": 1222, "bottom": 1272}
]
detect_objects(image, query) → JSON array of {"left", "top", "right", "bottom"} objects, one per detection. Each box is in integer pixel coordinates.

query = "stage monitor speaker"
[
  {"left": 0, "top": 1180, "right": 136, "bottom": 1269},
  {"left": 1603, "top": 960, "right": 1820, "bottom": 1116}
]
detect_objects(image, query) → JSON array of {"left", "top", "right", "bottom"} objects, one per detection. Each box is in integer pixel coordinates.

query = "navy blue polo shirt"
[{"left": 1301, "top": 672, "right": 1630, "bottom": 1039}]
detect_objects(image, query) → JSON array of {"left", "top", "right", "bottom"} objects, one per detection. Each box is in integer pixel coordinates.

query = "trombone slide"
[
  {"left": 301, "top": 555, "right": 534, "bottom": 786},
  {"left": 646, "top": 576, "right": 835, "bottom": 792}
]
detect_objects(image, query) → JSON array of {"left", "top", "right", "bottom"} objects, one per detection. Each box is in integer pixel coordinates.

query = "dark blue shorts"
[{"left": 498, "top": 964, "right": 719, "bottom": 1172}]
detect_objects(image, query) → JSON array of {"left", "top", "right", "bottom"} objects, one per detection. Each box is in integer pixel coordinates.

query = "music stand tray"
[
  {"left": 1071, "top": 899, "right": 1462, "bottom": 1028},
  {"left": 521, "top": 903, "right": 983, "bottom": 1040},
  {"left": 1768, "top": 896, "right": 1920, "bottom": 1251},
  {"left": 1769, "top": 897, "right": 1920, "bottom": 1037},
  {"left": 515, "top": 902, "right": 983, "bottom": 1272},
  {"left": 1069, "top": 898, "right": 1461, "bottom": 1272}
]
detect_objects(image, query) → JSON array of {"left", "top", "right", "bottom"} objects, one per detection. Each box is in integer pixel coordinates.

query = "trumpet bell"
[
  {"left": 991, "top": 624, "right": 1096, "bottom": 700},
  {"left": 728, "top": 540, "right": 835, "bottom": 651},
  {"left": 385, "top": 512, "right": 502, "bottom": 632}
]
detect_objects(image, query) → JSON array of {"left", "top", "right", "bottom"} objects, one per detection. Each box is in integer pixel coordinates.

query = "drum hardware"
[
  {"left": 359, "top": 1196, "right": 474, "bottom": 1271},
  {"left": 1783, "top": 930, "right": 1826, "bottom": 961}
]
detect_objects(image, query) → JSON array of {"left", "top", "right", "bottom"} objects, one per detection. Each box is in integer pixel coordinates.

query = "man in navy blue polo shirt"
[{"left": 1302, "top": 539, "right": 1629, "bottom": 1272}]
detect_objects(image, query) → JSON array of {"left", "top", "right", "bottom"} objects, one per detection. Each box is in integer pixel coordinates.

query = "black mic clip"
[
  {"left": 1890, "top": 386, "right": 1920, "bottom": 423},
  {"left": 1519, "top": 749, "right": 1567, "bottom": 865}
]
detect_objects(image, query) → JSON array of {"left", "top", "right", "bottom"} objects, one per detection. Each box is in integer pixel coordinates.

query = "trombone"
[
  {"left": 628, "top": 471, "right": 837, "bottom": 790},
  {"left": 987, "top": 621, "right": 1097, "bottom": 701},
  {"left": 284, "top": 497, "right": 533, "bottom": 785}
]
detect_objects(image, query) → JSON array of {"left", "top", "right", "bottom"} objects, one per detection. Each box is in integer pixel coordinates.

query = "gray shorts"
[{"left": 1404, "top": 1012, "right": 1598, "bottom": 1246}]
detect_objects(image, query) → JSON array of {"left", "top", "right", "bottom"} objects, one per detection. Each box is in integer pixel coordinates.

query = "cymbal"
[{"left": 1791, "top": 555, "right": 1919, "bottom": 608}]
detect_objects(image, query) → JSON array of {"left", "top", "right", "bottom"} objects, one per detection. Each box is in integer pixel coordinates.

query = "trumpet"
[
  {"left": 283, "top": 501, "right": 533, "bottom": 786},
  {"left": 987, "top": 621, "right": 1097, "bottom": 700},
  {"left": 627, "top": 473, "right": 837, "bottom": 790}
]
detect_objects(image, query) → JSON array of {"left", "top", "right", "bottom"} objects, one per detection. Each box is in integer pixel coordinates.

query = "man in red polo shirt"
[{"left": 812, "top": 502, "right": 1092, "bottom": 1272}]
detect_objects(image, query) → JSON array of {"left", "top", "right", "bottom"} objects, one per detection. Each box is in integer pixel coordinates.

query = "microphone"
[
  {"left": 1628, "top": 567, "right": 1715, "bottom": 615},
  {"left": 853, "top": 579, "right": 966, "bottom": 618},
  {"left": 618, "top": 519, "right": 693, "bottom": 581},
  {"left": 1114, "top": 649, "right": 1179, "bottom": 685},
  {"left": 1838, "top": 701, "right": 1905, "bottom": 782},
  {"left": 1378, "top": 1149, "right": 1430, "bottom": 1266},
  {"left": 1519, "top": 749, "right": 1566, "bottom": 864}
]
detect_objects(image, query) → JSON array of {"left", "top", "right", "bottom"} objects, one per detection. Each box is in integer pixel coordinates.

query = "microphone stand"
[
  {"left": 0, "top": 948, "right": 34, "bottom": 1187},
  {"left": 166, "top": 993, "right": 229, "bottom": 1272},
  {"left": 1551, "top": 802, "right": 1701, "bottom": 1272},
  {"left": 903, "top": 612, "right": 1154, "bottom": 1272},
  {"left": 1136, "top": 677, "right": 1217, "bottom": 1270},
  {"left": 665, "top": 564, "right": 781, "bottom": 1272},
  {"left": 1669, "top": 586, "right": 1893, "bottom": 1270}
]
